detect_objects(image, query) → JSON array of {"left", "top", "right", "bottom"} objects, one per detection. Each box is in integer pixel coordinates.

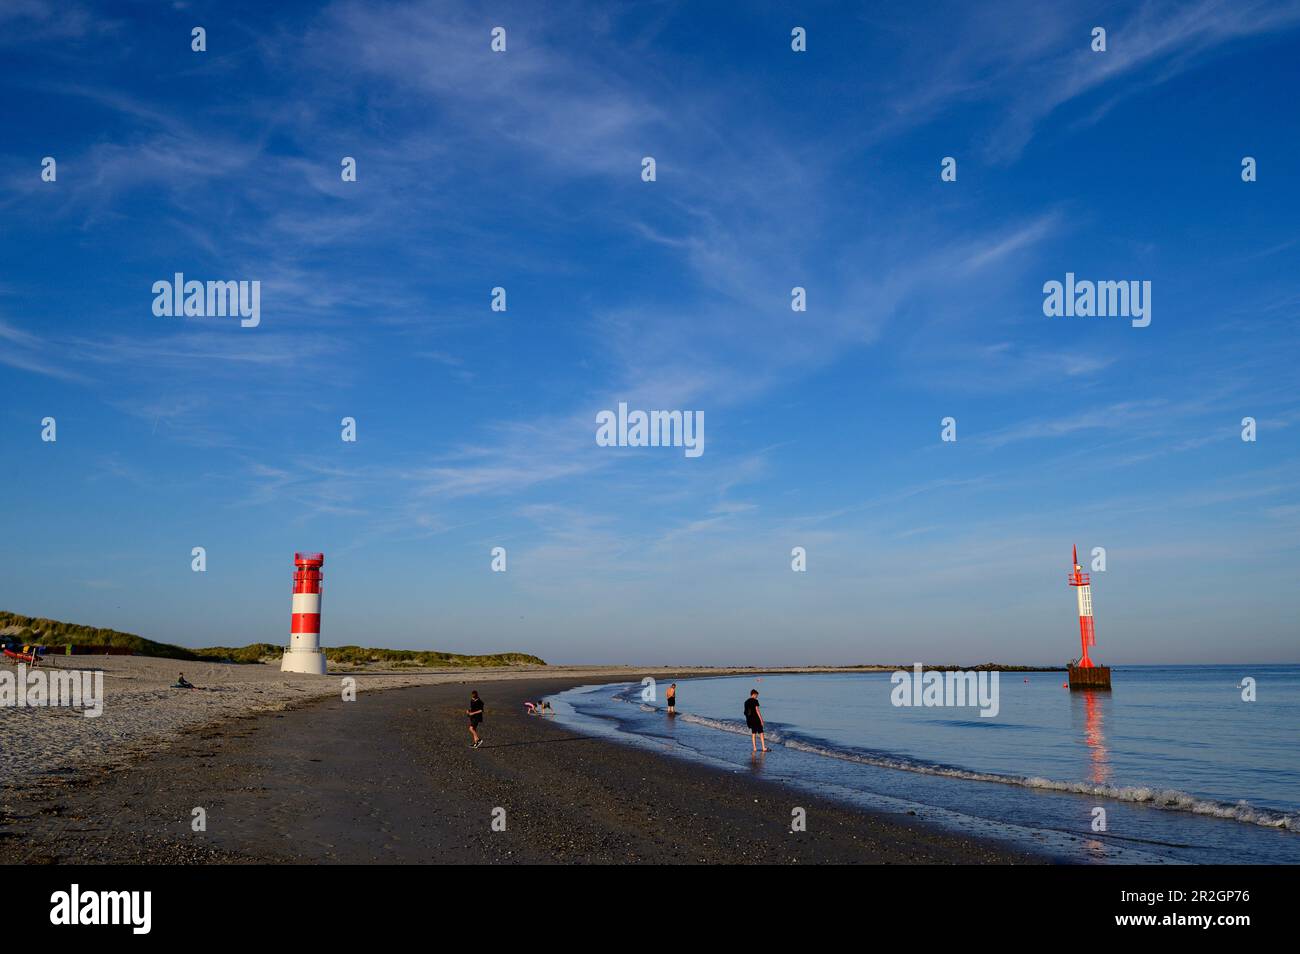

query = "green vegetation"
[
  {"left": 193, "top": 644, "right": 547, "bottom": 668},
  {"left": 0, "top": 611, "right": 546, "bottom": 668},
  {"left": 326, "top": 646, "right": 543, "bottom": 667},
  {"left": 191, "top": 643, "right": 282, "bottom": 664},
  {"left": 0, "top": 611, "right": 205, "bottom": 660}
]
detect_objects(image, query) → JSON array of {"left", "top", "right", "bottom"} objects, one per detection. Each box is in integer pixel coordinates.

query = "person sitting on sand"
[
  {"left": 467, "top": 690, "right": 485, "bottom": 748},
  {"left": 744, "top": 689, "right": 769, "bottom": 753},
  {"left": 174, "top": 673, "right": 194, "bottom": 689}
]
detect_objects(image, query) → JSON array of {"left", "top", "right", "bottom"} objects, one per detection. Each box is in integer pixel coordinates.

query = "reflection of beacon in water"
[
  {"left": 1066, "top": 545, "right": 1111, "bottom": 690},
  {"left": 1079, "top": 691, "right": 1110, "bottom": 784},
  {"left": 281, "top": 552, "right": 327, "bottom": 675}
]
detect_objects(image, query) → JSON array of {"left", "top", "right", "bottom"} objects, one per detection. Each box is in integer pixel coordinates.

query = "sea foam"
[{"left": 614, "top": 687, "right": 1298, "bottom": 833}]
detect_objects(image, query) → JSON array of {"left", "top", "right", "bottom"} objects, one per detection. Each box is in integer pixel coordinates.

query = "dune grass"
[{"left": 0, "top": 611, "right": 545, "bottom": 667}]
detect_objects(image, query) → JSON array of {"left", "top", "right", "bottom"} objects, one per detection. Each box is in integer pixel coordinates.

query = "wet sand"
[
  {"left": 0, "top": 655, "right": 894, "bottom": 796},
  {"left": 0, "top": 676, "right": 1044, "bottom": 864}
]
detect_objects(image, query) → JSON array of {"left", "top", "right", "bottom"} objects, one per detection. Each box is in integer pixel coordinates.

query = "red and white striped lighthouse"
[
  {"left": 281, "top": 552, "right": 327, "bottom": 675},
  {"left": 1066, "top": 544, "right": 1110, "bottom": 689}
]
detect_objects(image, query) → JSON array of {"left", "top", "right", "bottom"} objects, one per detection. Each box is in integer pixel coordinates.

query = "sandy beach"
[
  {"left": 0, "top": 656, "right": 892, "bottom": 797},
  {"left": 0, "top": 661, "right": 1039, "bottom": 864},
  {"left": 0, "top": 653, "right": 535, "bottom": 797}
]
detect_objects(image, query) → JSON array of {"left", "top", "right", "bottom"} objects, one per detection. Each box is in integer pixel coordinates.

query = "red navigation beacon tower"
[{"left": 1067, "top": 545, "right": 1110, "bottom": 689}]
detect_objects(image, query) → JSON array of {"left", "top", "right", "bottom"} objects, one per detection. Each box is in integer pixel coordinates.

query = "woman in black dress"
[{"left": 744, "top": 689, "right": 769, "bottom": 753}]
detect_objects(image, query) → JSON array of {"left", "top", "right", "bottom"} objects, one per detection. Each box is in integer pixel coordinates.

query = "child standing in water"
[{"left": 666, "top": 683, "right": 677, "bottom": 715}]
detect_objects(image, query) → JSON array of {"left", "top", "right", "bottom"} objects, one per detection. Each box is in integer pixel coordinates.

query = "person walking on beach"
[
  {"left": 666, "top": 683, "right": 677, "bottom": 715},
  {"left": 466, "top": 690, "right": 485, "bottom": 748},
  {"left": 744, "top": 689, "right": 768, "bottom": 753}
]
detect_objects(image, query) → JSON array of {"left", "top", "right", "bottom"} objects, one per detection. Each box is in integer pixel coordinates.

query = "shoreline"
[
  {"left": 1, "top": 654, "right": 906, "bottom": 801},
  {"left": 0, "top": 671, "right": 1047, "bottom": 865}
]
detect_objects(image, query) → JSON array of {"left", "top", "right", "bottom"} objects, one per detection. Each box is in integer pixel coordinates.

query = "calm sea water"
[{"left": 547, "top": 666, "right": 1300, "bottom": 864}]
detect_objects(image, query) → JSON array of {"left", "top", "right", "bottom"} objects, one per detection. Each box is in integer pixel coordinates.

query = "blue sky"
[{"left": 1, "top": 0, "right": 1297, "bottom": 665}]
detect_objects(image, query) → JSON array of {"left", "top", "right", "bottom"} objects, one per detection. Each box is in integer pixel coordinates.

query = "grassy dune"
[{"left": 0, "top": 611, "right": 545, "bottom": 667}]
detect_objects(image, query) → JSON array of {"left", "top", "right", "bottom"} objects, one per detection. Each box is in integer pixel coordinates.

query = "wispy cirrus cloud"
[
  {"left": 0, "top": 317, "right": 87, "bottom": 382},
  {"left": 863, "top": 0, "right": 1300, "bottom": 162}
]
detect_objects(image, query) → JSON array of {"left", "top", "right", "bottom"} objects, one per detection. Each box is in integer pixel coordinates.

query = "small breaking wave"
[{"left": 622, "top": 695, "right": 1298, "bottom": 833}]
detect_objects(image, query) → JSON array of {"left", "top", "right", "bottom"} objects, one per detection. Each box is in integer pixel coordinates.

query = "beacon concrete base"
[
  {"left": 281, "top": 649, "right": 327, "bottom": 675},
  {"left": 1067, "top": 664, "right": 1111, "bottom": 690}
]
